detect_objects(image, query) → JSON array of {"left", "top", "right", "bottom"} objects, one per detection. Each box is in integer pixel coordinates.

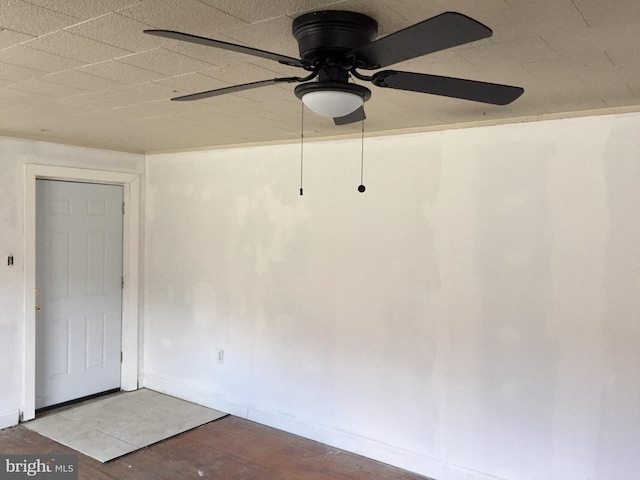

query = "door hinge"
[
  {"left": 122, "top": 202, "right": 125, "bottom": 214},
  {"left": 121, "top": 352, "right": 123, "bottom": 363},
  {"left": 121, "top": 276, "right": 124, "bottom": 289}
]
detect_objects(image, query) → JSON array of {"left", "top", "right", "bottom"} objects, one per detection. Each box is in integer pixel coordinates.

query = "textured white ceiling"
[{"left": 0, "top": 0, "right": 639, "bottom": 153}]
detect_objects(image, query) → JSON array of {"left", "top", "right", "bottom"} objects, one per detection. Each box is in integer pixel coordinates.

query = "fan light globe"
[{"left": 302, "top": 90, "right": 363, "bottom": 117}]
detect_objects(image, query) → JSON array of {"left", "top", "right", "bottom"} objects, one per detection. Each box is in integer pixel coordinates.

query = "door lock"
[{"left": 35, "top": 305, "right": 41, "bottom": 312}]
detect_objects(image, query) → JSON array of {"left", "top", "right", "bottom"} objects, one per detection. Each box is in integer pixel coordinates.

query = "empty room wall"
[
  {"left": 144, "top": 112, "right": 640, "bottom": 480},
  {"left": 0, "top": 136, "right": 143, "bottom": 428}
]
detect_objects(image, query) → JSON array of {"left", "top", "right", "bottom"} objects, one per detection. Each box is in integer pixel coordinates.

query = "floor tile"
[
  {"left": 25, "top": 414, "right": 90, "bottom": 439},
  {"left": 65, "top": 429, "right": 138, "bottom": 462},
  {"left": 23, "top": 389, "right": 227, "bottom": 462}
]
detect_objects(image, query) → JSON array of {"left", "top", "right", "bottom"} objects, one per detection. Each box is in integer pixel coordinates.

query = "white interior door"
[{"left": 35, "top": 180, "right": 123, "bottom": 409}]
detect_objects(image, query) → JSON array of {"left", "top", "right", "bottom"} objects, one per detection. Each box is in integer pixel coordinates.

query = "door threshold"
[{"left": 35, "top": 389, "right": 122, "bottom": 417}]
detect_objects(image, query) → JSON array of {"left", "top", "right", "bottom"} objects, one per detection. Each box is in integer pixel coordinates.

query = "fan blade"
[
  {"left": 372, "top": 70, "right": 524, "bottom": 105},
  {"left": 349, "top": 12, "right": 492, "bottom": 69},
  {"left": 334, "top": 106, "right": 366, "bottom": 125},
  {"left": 144, "top": 29, "right": 306, "bottom": 68},
  {"left": 172, "top": 77, "right": 302, "bottom": 101}
]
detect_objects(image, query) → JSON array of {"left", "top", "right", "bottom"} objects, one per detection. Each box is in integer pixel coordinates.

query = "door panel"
[
  {"left": 36, "top": 180, "right": 123, "bottom": 409},
  {"left": 86, "top": 231, "right": 107, "bottom": 295},
  {"left": 47, "top": 319, "right": 70, "bottom": 376}
]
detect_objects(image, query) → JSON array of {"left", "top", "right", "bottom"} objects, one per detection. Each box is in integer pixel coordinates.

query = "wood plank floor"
[{"left": 1, "top": 416, "right": 430, "bottom": 479}]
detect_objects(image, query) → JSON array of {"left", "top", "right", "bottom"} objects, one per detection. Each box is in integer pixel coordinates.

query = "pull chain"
[
  {"left": 300, "top": 102, "right": 304, "bottom": 196},
  {"left": 358, "top": 117, "right": 366, "bottom": 193}
]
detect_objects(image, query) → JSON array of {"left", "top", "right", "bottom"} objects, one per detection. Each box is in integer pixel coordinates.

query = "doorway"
[
  {"left": 23, "top": 165, "right": 140, "bottom": 421},
  {"left": 35, "top": 180, "right": 123, "bottom": 409}
]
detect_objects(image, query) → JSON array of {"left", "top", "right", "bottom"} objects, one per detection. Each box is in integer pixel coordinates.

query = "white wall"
[
  {"left": 0, "top": 136, "right": 144, "bottom": 428},
  {"left": 144, "top": 112, "right": 640, "bottom": 480}
]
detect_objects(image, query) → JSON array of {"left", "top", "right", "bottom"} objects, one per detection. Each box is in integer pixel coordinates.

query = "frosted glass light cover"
[{"left": 302, "top": 90, "right": 363, "bottom": 117}]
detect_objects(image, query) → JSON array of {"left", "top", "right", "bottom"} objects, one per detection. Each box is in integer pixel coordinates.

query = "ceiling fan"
[{"left": 144, "top": 10, "right": 524, "bottom": 125}]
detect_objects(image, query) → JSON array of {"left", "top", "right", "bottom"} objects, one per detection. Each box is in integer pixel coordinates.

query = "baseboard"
[
  {"left": 0, "top": 409, "right": 19, "bottom": 430},
  {"left": 141, "top": 373, "right": 505, "bottom": 480}
]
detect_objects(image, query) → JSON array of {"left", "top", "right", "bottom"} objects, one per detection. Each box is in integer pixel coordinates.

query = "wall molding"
[
  {"left": 142, "top": 373, "right": 505, "bottom": 480},
  {"left": 0, "top": 410, "right": 19, "bottom": 430}
]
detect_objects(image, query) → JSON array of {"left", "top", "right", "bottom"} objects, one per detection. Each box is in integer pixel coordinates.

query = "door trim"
[{"left": 24, "top": 165, "right": 140, "bottom": 421}]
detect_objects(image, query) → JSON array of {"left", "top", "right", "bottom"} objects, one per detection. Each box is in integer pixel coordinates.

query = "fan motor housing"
[
  {"left": 292, "top": 10, "right": 378, "bottom": 66},
  {"left": 294, "top": 81, "right": 372, "bottom": 103}
]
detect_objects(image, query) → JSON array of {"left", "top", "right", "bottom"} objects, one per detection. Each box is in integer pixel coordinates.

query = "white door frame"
[{"left": 23, "top": 165, "right": 140, "bottom": 421}]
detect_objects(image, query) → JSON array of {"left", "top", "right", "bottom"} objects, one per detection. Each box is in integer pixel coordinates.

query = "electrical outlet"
[{"left": 217, "top": 349, "right": 224, "bottom": 364}]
